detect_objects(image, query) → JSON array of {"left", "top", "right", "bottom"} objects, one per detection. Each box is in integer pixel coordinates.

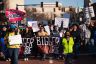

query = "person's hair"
[
  {"left": 40, "top": 26, "right": 47, "bottom": 33},
  {"left": 64, "top": 30, "right": 71, "bottom": 38},
  {"left": 72, "top": 24, "right": 80, "bottom": 31},
  {"left": 9, "top": 28, "right": 15, "bottom": 32}
]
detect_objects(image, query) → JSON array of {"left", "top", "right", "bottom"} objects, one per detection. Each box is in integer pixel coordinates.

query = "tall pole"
[{"left": 84, "top": 0, "right": 90, "bottom": 7}]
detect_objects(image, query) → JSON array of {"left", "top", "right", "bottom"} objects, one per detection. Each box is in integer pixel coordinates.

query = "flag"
[{"left": 5, "top": 9, "right": 25, "bottom": 22}]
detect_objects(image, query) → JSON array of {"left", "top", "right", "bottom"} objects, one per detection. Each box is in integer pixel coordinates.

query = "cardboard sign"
[
  {"left": 8, "top": 35, "right": 22, "bottom": 45},
  {"left": 28, "top": 21, "right": 33, "bottom": 27},
  {"left": 44, "top": 25, "right": 50, "bottom": 35},
  {"left": 31, "top": 21, "right": 40, "bottom": 32},
  {"left": 55, "top": 18, "right": 69, "bottom": 28}
]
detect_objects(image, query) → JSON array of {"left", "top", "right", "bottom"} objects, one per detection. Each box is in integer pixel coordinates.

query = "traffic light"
[
  {"left": 56, "top": 1, "right": 58, "bottom": 7},
  {"left": 41, "top": 2, "right": 43, "bottom": 7}
]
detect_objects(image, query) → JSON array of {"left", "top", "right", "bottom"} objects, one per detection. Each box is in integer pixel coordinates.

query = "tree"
[{"left": 25, "top": 7, "right": 49, "bottom": 21}]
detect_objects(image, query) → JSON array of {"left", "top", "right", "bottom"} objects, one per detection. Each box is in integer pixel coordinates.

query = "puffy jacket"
[{"left": 62, "top": 37, "right": 74, "bottom": 54}]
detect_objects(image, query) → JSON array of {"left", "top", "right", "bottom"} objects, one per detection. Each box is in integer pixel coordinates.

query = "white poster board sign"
[
  {"left": 55, "top": 18, "right": 69, "bottom": 28},
  {"left": 85, "top": 7, "right": 90, "bottom": 19},
  {"left": 44, "top": 25, "right": 50, "bottom": 35},
  {"left": 89, "top": 6, "right": 95, "bottom": 17},
  {"left": 28, "top": 21, "right": 33, "bottom": 27},
  {"left": 32, "top": 21, "right": 40, "bottom": 32},
  {"left": 8, "top": 35, "right": 22, "bottom": 45}
]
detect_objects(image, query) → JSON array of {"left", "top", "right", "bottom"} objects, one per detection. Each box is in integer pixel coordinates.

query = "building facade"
[
  {"left": 25, "top": 2, "right": 77, "bottom": 21},
  {"left": 4, "top": 0, "right": 25, "bottom": 12}
]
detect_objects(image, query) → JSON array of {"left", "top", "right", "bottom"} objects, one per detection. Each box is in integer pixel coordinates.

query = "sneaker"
[
  {"left": 26, "top": 58, "right": 28, "bottom": 61},
  {"left": 24, "top": 58, "right": 27, "bottom": 61},
  {"left": 6, "top": 59, "right": 9, "bottom": 61},
  {"left": 8, "top": 58, "right": 11, "bottom": 61},
  {"left": 6, "top": 58, "right": 11, "bottom": 61}
]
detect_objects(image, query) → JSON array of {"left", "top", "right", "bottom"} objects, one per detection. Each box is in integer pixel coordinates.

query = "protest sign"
[
  {"left": 22, "top": 38, "right": 34, "bottom": 54},
  {"left": 5, "top": 9, "right": 25, "bottom": 22},
  {"left": 63, "top": 18, "right": 69, "bottom": 28},
  {"left": 28, "top": 21, "right": 33, "bottom": 27},
  {"left": 31, "top": 21, "right": 40, "bottom": 32},
  {"left": 44, "top": 25, "right": 50, "bottom": 35},
  {"left": 8, "top": 35, "right": 22, "bottom": 45},
  {"left": 22, "top": 37, "right": 60, "bottom": 54},
  {"left": 55, "top": 18, "right": 69, "bottom": 28}
]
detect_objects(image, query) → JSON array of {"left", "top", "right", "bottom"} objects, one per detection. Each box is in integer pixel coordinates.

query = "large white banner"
[
  {"left": 31, "top": 21, "right": 40, "bottom": 32},
  {"left": 55, "top": 18, "right": 69, "bottom": 28},
  {"left": 8, "top": 35, "right": 22, "bottom": 45}
]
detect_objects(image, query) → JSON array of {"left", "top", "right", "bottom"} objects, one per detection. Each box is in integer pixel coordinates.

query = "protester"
[
  {"left": 84, "top": 23, "right": 91, "bottom": 45},
  {"left": 90, "top": 22, "right": 96, "bottom": 46},
  {"left": 37, "top": 26, "right": 49, "bottom": 60},
  {"left": 71, "top": 24, "right": 81, "bottom": 56},
  {"left": 58, "top": 29, "right": 64, "bottom": 59},
  {"left": 0, "top": 26, "right": 7, "bottom": 60},
  {"left": 7, "top": 28, "right": 20, "bottom": 64},
  {"left": 62, "top": 31, "right": 74, "bottom": 64},
  {"left": 22, "top": 27, "right": 33, "bottom": 61}
]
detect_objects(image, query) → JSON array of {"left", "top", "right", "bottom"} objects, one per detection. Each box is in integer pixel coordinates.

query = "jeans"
[
  {"left": 64, "top": 53, "right": 73, "bottom": 64},
  {"left": 8, "top": 48, "right": 19, "bottom": 64},
  {"left": 85, "top": 38, "right": 90, "bottom": 45},
  {"left": 24, "top": 54, "right": 28, "bottom": 58},
  {"left": 74, "top": 43, "right": 80, "bottom": 56},
  {"left": 0, "top": 38, "right": 6, "bottom": 52},
  {"left": 0, "top": 38, "right": 9, "bottom": 59}
]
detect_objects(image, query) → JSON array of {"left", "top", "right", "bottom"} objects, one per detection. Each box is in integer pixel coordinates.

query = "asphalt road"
[{"left": 0, "top": 55, "right": 96, "bottom": 64}]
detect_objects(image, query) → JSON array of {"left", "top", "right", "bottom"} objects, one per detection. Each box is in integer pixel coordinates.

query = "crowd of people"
[{"left": 0, "top": 21, "right": 96, "bottom": 64}]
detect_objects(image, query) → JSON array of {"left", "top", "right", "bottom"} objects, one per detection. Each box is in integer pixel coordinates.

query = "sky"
[{"left": 25, "top": 0, "right": 96, "bottom": 8}]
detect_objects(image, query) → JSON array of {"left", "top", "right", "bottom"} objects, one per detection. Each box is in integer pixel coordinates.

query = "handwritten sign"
[
  {"left": 55, "top": 18, "right": 69, "bottom": 28},
  {"left": 44, "top": 25, "right": 50, "bottom": 35},
  {"left": 8, "top": 35, "right": 22, "bottom": 45},
  {"left": 32, "top": 21, "right": 40, "bottom": 32}
]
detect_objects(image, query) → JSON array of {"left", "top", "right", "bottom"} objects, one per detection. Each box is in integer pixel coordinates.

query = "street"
[{"left": 0, "top": 55, "right": 96, "bottom": 64}]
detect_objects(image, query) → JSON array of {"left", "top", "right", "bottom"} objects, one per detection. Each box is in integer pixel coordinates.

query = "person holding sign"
[
  {"left": 7, "top": 28, "right": 21, "bottom": 64},
  {"left": 22, "top": 27, "right": 33, "bottom": 61}
]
